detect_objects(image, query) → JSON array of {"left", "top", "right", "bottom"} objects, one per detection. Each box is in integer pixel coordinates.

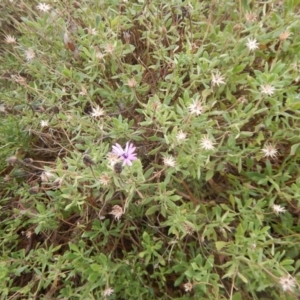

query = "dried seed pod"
[
  {"left": 109, "top": 205, "right": 123, "bottom": 220},
  {"left": 23, "top": 158, "right": 34, "bottom": 164},
  {"left": 29, "top": 186, "right": 40, "bottom": 194},
  {"left": 114, "top": 162, "right": 123, "bottom": 174},
  {"left": 83, "top": 155, "right": 95, "bottom": 167},
  {"left": 6, "top": 156, "right": 18, "bottom": 165},
  {"left": 52, "top": 177, "right": 63, "bottom": 188},
  {"left": 50, "top": 106, "right": 59, "bottom": 114},
  {"left": 63, "top": 31, "right": 79, "bottom": 59},
  {"left": 41, "top": 171, "right": 54, "bottom": 182}
]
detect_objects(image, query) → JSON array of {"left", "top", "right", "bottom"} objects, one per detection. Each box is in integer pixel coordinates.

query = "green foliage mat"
[{"left": 1, "top": 0, "right": 300, "bottom": 299}]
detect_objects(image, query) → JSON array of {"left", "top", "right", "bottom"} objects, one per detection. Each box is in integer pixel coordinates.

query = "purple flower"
[{"left": 112, "top": 142, "right": 137, "bottom": 166}]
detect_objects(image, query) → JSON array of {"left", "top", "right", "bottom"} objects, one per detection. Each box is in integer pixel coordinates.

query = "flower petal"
[
  {"left": 112, "top": 143, "right": 124, "bottom": 156},
  {"left": 127, "top": 143, "right": 136, "bottom": 154},
  {"left": 113, "top": 142, "right": 137, "bottom": 166},
  {"left": 124, "top": 142, "right": 130, "bottom": 154},
  {"left": 128, "top": 154, "right": 137, "bottom": 161},
  {"left": 123, "top": 159, "right": 132, "bottom": 166}
]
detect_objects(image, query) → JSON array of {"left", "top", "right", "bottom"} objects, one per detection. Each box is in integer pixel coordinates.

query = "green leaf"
[
  {"left": 69, "top": 243, "right": 80, "bottom": 253},
  {"left": 222, "top": 261, "right": 237, "bottom": 279},
  {"left": 205, "top": 169, "right": 214, "bottom": 181},
  {"left": 232, "top": 292, "right": 242, "bottom": 300},
  {"left": 215, "top": 241, "right": 228, "bottom": 251},
  {"left": 290, "top": 143, "right": 300, "bottom": 156},
  {"left": 88, "top": 272, "right": 100, "bottom": 283},
  {"left": 145, "top": 205, "right": 160, "bottom": 216},
  {"left": 90, "top": 264, "right": 102, "bottom": 273},
  {"left": 174, "top": 275, "right": 184, "bottom": 287},
  {"left": 98, "top": 253, "right": 107, "bottom": 265},
  {"left": 237, "top": 272, "right": 248, "bottom": 283},
  {"left": 144, "top": 167, "right": 154, "bottom": 179},
  {"left": 281, "top": 259, "right": 294, "bottom": 266}
]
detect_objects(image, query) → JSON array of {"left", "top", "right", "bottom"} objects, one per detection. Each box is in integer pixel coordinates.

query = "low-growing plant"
[{"left": 1, "top": 0, "right": 300, "bottom": 299}]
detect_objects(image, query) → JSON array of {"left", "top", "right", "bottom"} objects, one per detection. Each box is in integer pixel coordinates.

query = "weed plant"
[{"left": 1, "top": 0, "right": 300, "bottom": 299}]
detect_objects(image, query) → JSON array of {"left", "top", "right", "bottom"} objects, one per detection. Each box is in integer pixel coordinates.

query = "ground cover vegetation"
[{"left": 1, "top": 0, "right": 300, "bottom": 299}]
